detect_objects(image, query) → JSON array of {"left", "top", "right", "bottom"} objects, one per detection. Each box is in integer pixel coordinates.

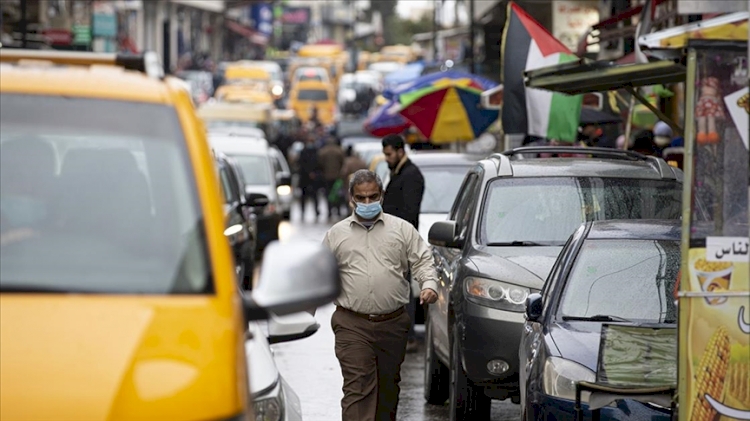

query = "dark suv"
[{"left": 424, "top": 147, "right": 683, "bottom": 420}]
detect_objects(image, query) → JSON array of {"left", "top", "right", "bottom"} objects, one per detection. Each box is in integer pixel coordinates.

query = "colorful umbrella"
[
  {"left": 397, "top": 81, "right": 499, "bottom": 143},
  {"left": 383, "top": 71, "right": 498, "bottom": 101},
  {"left": 363, "top": 100, "right": 411, "bottom": 137}
]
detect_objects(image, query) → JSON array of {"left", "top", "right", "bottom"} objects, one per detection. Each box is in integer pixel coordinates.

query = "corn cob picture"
[
  {"left": 691, "top": 326, "right": 731, "bottom": 421},
  {"left": 738, "top": 92, "right": 749, "bottom": 114}
]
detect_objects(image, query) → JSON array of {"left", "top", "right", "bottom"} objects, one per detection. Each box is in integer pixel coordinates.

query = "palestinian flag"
[{"left": 501, "top": 2, "right": 582, "bottom": 142}]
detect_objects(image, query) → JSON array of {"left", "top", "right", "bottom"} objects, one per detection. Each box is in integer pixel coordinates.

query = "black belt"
[{"left": 337, "top": 306, "right": 405, "bottom": 322}]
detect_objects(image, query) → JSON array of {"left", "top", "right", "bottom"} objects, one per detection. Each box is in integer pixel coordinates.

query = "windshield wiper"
[
  {"left": 562, "top": 315, "right": 632, "bottom": 323},
  {"left": 486, "top": 241, "right": 545, "bottom": 246}
]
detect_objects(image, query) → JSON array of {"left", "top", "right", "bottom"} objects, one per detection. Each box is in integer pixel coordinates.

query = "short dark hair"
[
  {"left": 382, "top": 134, "right": 405, "bottom": 150},
  {"left": 349, "top": 169, "right": 383, "bottom": 197}
]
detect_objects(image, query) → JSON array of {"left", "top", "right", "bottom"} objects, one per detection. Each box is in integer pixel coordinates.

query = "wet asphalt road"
[{"left": 264, "top": 201, "right": 522, "bottom": 421}]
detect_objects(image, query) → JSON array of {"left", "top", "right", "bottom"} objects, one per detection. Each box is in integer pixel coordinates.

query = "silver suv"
[{"left": 424, "top": 146, "right": 683, "bottom": 421}]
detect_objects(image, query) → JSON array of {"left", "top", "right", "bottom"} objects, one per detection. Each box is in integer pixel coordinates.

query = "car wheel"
[
  {"left": 424, "top": 314, "right": 449, "bottom": 404},
  {"left": 449, "top": 328, "right": 491, "bottom": 421}
]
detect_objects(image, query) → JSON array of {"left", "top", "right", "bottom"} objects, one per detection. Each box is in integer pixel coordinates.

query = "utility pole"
[
  {"left": 432, "top": 0, "right": 438, "bottom": 62},
  {"left": 21, "top": 0, "right": 28, "bottom": 48},
  {"left": 468, "top": 0, "right": 475, "bottom": 73}
]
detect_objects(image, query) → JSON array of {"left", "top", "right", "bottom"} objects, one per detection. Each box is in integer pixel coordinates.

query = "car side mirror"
[
  {"left": 243, "top": 241, "right": 341, "bottom": 321},
  {"left": 245, "top": 192, "right": 269, "bottom": 207},
  {"left": 526, "top": 293, "right": 543, "bottom": 322},
  {"left": 266, "top": 311, "right": 320, "bottom": 344},
  {"left": 276, "top": 172, "right": 292, "bottom": 186},
  {"left": 428, "top": 221, "right": 462, "bottom": 249}
]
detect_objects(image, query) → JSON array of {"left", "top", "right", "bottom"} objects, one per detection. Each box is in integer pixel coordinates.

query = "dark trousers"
[
  {"left": 300, "top": 182, "right": 320, "bottom": 218},
  {"left": 332, "top": 307, "right": 410, "bottom": 421}
]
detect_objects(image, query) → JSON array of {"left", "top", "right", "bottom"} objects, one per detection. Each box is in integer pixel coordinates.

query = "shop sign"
[
  {"left": 72, "top": 25, "right": 91, "bottom": 45},
  {"left": 93, "top": 13, "right": 118, "bottom": 38},
  {"left": 250, "top": 3, "right": 274, "bottom": 38},
  {"left": 552, "top": 0, "right": 600, "bottom": 52},
  {"left": 281, "top": 6, "right": 310, "bottom": 25},
  {"left": 43, "top": 29, "right": 73, "bottom": 46}
]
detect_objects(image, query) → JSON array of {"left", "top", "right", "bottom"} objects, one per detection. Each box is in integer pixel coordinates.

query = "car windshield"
[
  {"left": 559, "top": 239, "right": 680, "bottom": 324},
  {"left": 480, "top": 177, "right": 682, "bottom": 245},
  {"left": 230, "top": 154, "right": 271, "bottom": 185},
  {"left": 0, "top": 94, "right": 211, "bottom": 294},
  {"left": 421, "top": 166, "right": 470, "bottom": 213},
  {"left": 297, "top": 89, "right": 329, "bottom": 101}
]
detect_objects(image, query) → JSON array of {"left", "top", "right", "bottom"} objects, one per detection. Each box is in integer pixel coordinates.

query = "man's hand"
[{"left": 420, "top": 288, "right": 438, "bottom": 305}]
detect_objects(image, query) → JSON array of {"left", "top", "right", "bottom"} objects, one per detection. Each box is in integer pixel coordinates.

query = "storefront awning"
[
  {"left": 524, "top": 59, "right": 686, "bottom": 96},
  {"left": 226, "top": 20, "right": 268, "bottom": 45}
]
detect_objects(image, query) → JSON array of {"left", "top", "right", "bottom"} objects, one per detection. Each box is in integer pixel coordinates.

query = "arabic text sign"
[{"left": 706, "top": 236, "right": 750, "bottom": 262}]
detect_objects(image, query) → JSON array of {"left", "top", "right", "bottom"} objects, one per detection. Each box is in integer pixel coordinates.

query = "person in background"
[
  {"left": 631, "top": 129, "right": 659, "bottom": 156},
  {"left": 318, "top": 138, "right": 346, "bottom": 220},
  {"left": 578, "top": 123, "right": 615, "bottom": 148},
  {"left": 653, "top": 121, "right": 674, "bottom": 150},
  {"left": 297, "top": 134, "right": 322, "bottom": 222},
  {"left": 323, "top": 170, "right": 438, "bottom": 421},
  {"left": 381, "top": 134, "right": 425, "bottom": 353},
  {"left": 340, "top": 146, "right": 368, "bottom": 214}
]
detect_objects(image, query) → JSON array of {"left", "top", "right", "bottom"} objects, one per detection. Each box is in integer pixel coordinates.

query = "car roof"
[
  {"left": 586, "top": 220, "right": 681, "bottom": 241},
  {"left": 0, "top": 63, "right": 174, "bottom": 103},
  {"left": 210, "top": 136, "right": 270, "bottom": 155},
  {"left": 502, "top": 158, "right": 675, "bottom": 180},
  {"left": 410, "top": 152, "right": 481, "bottom": 167},
  {"left": 487, "top": 147, "right": 682, "bottom": 181}
]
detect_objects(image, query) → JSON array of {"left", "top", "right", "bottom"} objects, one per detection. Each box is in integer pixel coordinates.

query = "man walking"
[
  {"left": 297, "top": 134, "right": 322, "bottom": 222},
  {"left": 318, "top": 137, "right": 346, "bottom": 220},
  {"left": 323, "top": 170, "right": 438, "bottom": 421},
  {"left": 381, "top": 134, "right": 425, "bottom": 352}
]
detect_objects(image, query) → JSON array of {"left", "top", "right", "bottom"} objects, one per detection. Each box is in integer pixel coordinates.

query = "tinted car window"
[
  {"left": 297, "top": 89, "right": 329, "bottom": 101},
  {"left": 0, "top": 94, "right": 211, "bottom": 294},
  {"left": 559, "top": 239, "right": 680, "bottom": 323},
  {"left": 480, "top": 177, "right": 681, "bottom": 245},
  {"left": 231, "top": 154, "right": 271, "bottom": 185},
  {"left": 420, "top": 166, "right": 470, "bottom": 213},
  {"left": 218, "top": 165, "right": 237, "bottom": 203}
]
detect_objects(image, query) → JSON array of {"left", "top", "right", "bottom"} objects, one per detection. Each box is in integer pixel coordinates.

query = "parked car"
[
  {"left": 268, "top": 146, "right": 294, "bottom": 220},
  {"left": 410, "top": 152, "right": 479, "bottom": 241},
  {"left": 214, "top": 152, "right": 260, "bottom": 290},
  {"left": 209, "top": 134, "right": 291, "bottom": 253},
  {"left": 520, "top": 219, "right": 679, "bottom": 421},
  {"left": 0, "top": 49, "right": 340, "bottom": 421},
  {"left": 247, "top": 311, "right": 322, "bottom": 421},
  {"left": 425, "top": 146, "right": 683, "bottom": 420}
]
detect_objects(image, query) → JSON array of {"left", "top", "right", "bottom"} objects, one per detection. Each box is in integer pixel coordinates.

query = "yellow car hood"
[{"left": 0, "top": 295, "right": 245, "bottom": 421}]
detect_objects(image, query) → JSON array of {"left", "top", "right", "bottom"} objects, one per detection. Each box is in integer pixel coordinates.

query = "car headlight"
[
  {"left": 276, "top": 185, "right": 292, "bottom": 196},
  {"left": 543, "top": 357, "right": 595, "bottom": 402},
  {"left": 271, "top": 85, "right": 284, "bottom": 97},
  {"left": 464, "top": 277, "right": 530, "bottom": 312},
  {"left": 253, "top": 382, "right": 285, "bottom": 421}
]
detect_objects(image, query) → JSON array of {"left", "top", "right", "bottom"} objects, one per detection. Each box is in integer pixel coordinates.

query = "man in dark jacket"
[
  {"left": 382, "top": 134, "right": 424, "bottom": 228},
  {"left": 381, "top": 134, "right": 425, "bottom": 352},
  {"left": 297, "top": 134, "right": 322, "bottom": 222}
]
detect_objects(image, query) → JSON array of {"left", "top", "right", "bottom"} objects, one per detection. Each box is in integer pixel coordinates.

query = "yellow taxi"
[
  {"left": 215, "top": 65, "right": 274, "bottom": 105},
  {"left": 0, "top": 49, "right": 338, "bottom": 421},
  {"left": 197, "top": 101, "right": 276, "bottom": 140},
  {"left": 287, "top": 80, "right": 336, "bottom": 126}
]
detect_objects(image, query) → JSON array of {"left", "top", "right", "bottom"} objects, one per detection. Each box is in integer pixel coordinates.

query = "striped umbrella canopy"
[
  {"left": 383, "top": 70, "right": 498, "bottom": 101},
  {"left": 397, "top": 80, "right": 499, "bottom": 143},
  {"left": 363, "top": 100, "right": 411, "bottom": 137}
]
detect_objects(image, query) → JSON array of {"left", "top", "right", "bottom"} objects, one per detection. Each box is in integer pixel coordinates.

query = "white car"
[
  {"left": 210, "top": 135, "right": 288, "bottom": 251},
  {"left": 247, "top": 311, "right": 320, "bottom": 421}
]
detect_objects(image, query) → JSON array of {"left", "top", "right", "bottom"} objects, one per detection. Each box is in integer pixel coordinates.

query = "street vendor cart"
[{"left": 524, "top": 11, "right": 750, "bottom": 421}]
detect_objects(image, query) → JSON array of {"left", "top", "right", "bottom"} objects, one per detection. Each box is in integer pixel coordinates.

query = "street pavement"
[{"left": 264, "top": 201, "right": 522, "bottom": 421}]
